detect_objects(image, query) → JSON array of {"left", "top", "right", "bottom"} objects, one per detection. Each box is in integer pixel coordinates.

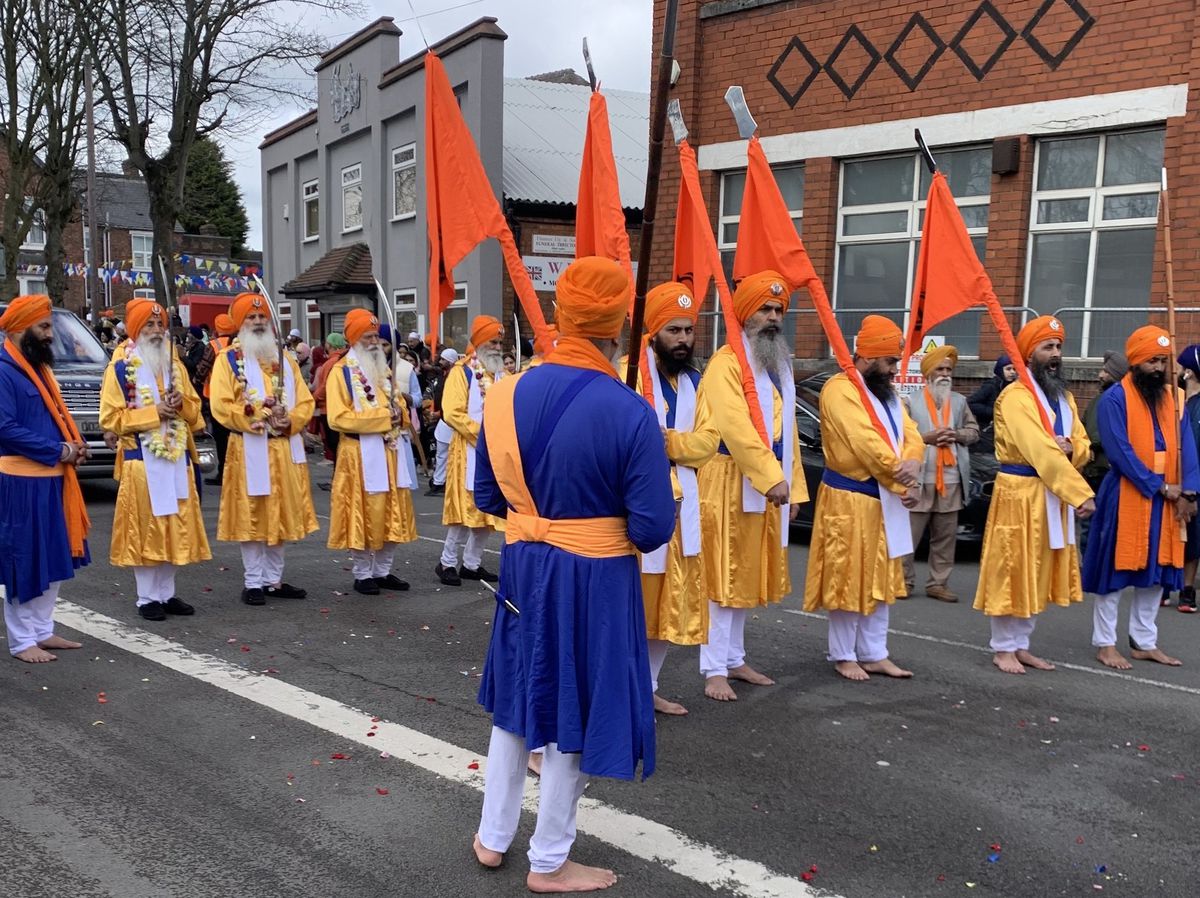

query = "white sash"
[
  {"left": 641, "top": 347, "right": 701, "bottom": 574},
  {"left": 242, "top": 353, "right": 306, "bottom": 498},
  {"left": 857, "top": 373, "right": 914, "bottom": 559},
  {"left": 739, "top": 334, "right": 795, "bottom": 548},
  {"left": 346, "top": 355, "right": 414, "bottom": 494},
  {"left": 464, "top": 364, "right": 501, "bottom": 493},
  {"left": 129, "top": 346, "right": 189, "bottom": 518},
  {"left": 1029, "top": 380, "right": 1075, "bottom": 550}
]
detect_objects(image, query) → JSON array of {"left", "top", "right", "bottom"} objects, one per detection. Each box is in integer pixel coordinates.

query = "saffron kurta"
[
  {"left": 210, "top": 350, "right": 318, "bottom": 544},
  {"left": 100, "top": 354, "right": 212, "bottom": 567},
  {"left": 696, "top": 345, "right": 806, "bottom": 608},
  {"left": 804, "top": 374, "right": 924, "bottom": 615},
  {"left": 475, "top": 363, "right": 676, "bottom": 780},
  {"left": 973, "top": 384, "right": 1093, "bottom": 617},
  {"left": 441, "top": 360, "right": 503, "bottom": 530},
  {"left": 325, "top": 356, "right": 418, "bottom": 551}
]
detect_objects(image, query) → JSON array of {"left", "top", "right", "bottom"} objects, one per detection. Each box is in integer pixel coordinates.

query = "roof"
[
  {"left": 281, "top": 242, "right": 376, "bottom": 296},
  {"left": 379, "top": 17, "right": 506, "bottom": 88},
  {"left": 80, "top": 172, "right": 182, "bottom": 232},
  {"left": 315, "top": 17, "right": 401, "bottom": 73},
  {"left": 502, "top": 78, "right": 648, "bottom": 209},
  {"left": 259, "top": 110, "right": 317, "bottom": 150}
]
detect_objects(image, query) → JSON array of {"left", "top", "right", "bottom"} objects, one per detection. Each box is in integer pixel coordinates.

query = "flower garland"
[
  {"left": 347, "top": 353, "right": 402, "bottom": 447},
  {"left": 123, "top": 354, "right": 188, "bottom": 461},
  {"left": 232, "top": 339, "right": 285, "bottom": 434},
  {"left": 468, "top": 354, "right": 499, "bottom": 399}
]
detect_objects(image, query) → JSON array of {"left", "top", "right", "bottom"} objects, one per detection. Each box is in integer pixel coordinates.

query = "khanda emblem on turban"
[
  {"left": 677, "top": 294, "right": 692, "bottom": 309},
  {"left": 1048, "top": 318, "right": 1061, "bottom": 331},
  {"left": 770, "top": 282, "right": 784, "bottom": 296},
  {"left": 252, "top": 298, "right": 263, "bottom": 308},
  {"left": 1158, "top": 335, "right": 1171, "bottom": 347},
  {"left": 370, "top": 316, "right": 379, "bottom": 327},
  {"left": 151, "top": 304, "right": 163, "bottom": 315}
]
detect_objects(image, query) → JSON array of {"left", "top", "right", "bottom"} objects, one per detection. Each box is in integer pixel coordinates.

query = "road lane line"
[
  {"left": 417, "top": 534, "right": 501, "bottom": 556},
  {"left": 781, "top": 608, "right": 1200, "bottom": 696},
  {"left": 55, "top": 600, "right": 821, "bottom": 898}
]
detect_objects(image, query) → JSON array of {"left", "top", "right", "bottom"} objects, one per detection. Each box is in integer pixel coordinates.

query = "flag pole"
[
  {"left": 624, "top": 0, "right": 679, "bottom": 389},
  {"left": 1160, "top": 169, "right": 1185, "bottom": 489}
]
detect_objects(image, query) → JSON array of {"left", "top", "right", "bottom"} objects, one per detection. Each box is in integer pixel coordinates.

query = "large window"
[
  {"left": 394, "top": 289, "right": 421, "bottom": 338},
  {"left": 341, "top": 163, "right": 363, "bottom": 233},
  {"left": 302, "top": 180, "right": 319, "bottom": 241},
  {"left": 1026, "top": 128, "right": 1164, "bottom": 358},
  {"left": 131, "top": 232, "right": 153, "bottom": 270},
  {"left": 834, "top": 147, "right": 990, "bottom": 356},
  {"left": 18, "top": 276, "right": 47, "bottom": 296},
  {"left": 391, "top": 144, "right": 417, "bottom": 221},
  {"left": 21, "top": 206, "right": 46, "bottom": 249},
  {"left": 440, "top": 285, "right": 469, "bottom": 352}
]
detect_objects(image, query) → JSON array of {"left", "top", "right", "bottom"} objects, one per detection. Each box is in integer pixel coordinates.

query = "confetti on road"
[
  {"left": 376, "top": 787, "right": 389, "bottom": 796},
  {"left": 467, "top": 761, "right": 479, "bottom": 770},
  {"left": 330, "top": 752, "right": 351, "bottom": 760}
]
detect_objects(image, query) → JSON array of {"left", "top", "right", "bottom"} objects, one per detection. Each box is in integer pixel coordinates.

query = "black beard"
[
  {"left": 652, "top": 336, "right": 694, "bottom": 377},
  {"left": 1031, "top": 357, "right": 1066, "bottom": 402},
  {"left": 20, "top": 329, "right": 54, "bottom": 369},
  {"left": 1132, "top": 368, "right": 1166, "bottom": 408},
  {"left": 864, "top": 368, "right": 894, "bottom": 402}
]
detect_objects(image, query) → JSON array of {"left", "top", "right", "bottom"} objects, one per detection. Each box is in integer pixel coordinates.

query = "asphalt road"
[{"left": 2, "top": 463, "right": 1198, "bottom": 898}]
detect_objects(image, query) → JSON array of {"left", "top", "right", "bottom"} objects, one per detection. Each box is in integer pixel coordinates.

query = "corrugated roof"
[{"left": 502, "top": 78, "right": 648, "bottom": 209}]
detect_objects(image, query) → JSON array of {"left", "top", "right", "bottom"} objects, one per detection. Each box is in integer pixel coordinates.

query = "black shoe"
[
  {"left": 204, "top": 475, "right": 222, "bottom": 486},
  {"left": 376, "top": 573, "right": 410, "bottom": 592},
  {"left": 242, "top": 587, "right": 266, "bottom": 606},
  {"left": 353, "top": 578, "right": 380, "bottom": 596},
  {"left": 163, "top": 597, "right": 195, "bottom": 616},
  {"left": 266, "top": 583, "right": 307, "bottom": 600},
  {"left": 138, "top": 601, "right": 167, "bottom": 621},
  {"left": 435, "top": 562, "right": 462, "bottom": 586},
  {"left": 424, "top": 484, "right": 445, "bottom": 496},
  {"left": 1179, "top": 586, "right": 1197, "bottom": 613},
  {"left": 460, "top": 566, "right": 498, "bottom": 583}
]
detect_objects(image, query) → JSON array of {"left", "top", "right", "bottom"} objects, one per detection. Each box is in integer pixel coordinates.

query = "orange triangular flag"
[{"left": 575, "top": 91, "right": 634, "bottom": 313}]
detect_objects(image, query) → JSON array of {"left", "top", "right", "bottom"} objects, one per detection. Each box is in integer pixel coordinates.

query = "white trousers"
[
  {"left": 1093, "top": 587, "right": 1161, "bottom": 650},
  {"left": 351, "top": 544, "right": 396, "bottom": 580},
  {"left": 441, "top": 525, "right": 487, "bottom": 570},
  {"left": 826, "top": 606, "right": 890, "bottom": 663},
  {"left": 133, "top": 564, "right": 177, "bottom": 607},
  {"left": 699, "top": 603, "right": 746, "bottom": 678},
  {"left": 4, "top": 581, "right": 61, "bottom": 655},
  {"left": 647, "top": 639, "right": 670, "bottom": 693},
  {"left": 989, "top": 615, "right": 1037, "bottom": 653},
  {"left": 478, "top": 726, "right": 589, "bottom": 874},
  {"left": 433, "top": 438, "right": 450, "bottom": 486},
  {"left": 240, "top": 542, "right": 285, "bottom": 589}
]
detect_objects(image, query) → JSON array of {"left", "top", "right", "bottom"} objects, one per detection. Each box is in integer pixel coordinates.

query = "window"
[
  {"left": 834, "top": 147, "right": 991, "bottom": 356},
  {"left": 1026, "top": 128, "right": 1164, "bottom": 357},
  {"left": 341, "top": 164, "right": 363, "bottom": 233},
  {"left": 440, "top": 284, "right": 469, "bottom": 351},
  {"left": 302, "top": 180, "right": 319, "bottom": 241},
  {"left": 132, "top": 289, "right": 155, "bottom": 300},
  {"left": 21, "top": 207, "right": 46, "bottom": 249},
  {"left": 391, "top": 145, "right": 417, "bottom": 220},
  {"left": 131, "top": 232, "right": 153, "bottom": 270},
  {"left": 18, "top": 276, "right": 47, "bottom": 296},
  {"left": 394, "top": 288, "right": 421, "bottom": 338}
]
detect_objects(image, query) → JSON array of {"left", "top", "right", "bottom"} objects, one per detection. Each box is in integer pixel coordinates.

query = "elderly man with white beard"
[
  {"left": 210, "top": 293, "right": 317, "bottom": 606},
  {"left": 100, "top": 300, "right": 211, "bottom": 620},
  {"left": 901, "top": 345, "right": 979, "bottom": 603},
  {"left": 435, "top": 316, "right": 507, "bottom": 586}
]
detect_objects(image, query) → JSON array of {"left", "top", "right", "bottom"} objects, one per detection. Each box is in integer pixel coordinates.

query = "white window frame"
[
  {"left": 17, "top": 275, "right": 47, "bottom": 295},
  {"left": 132, "top": 288, "right": 155, "bottom": 300},
  {"left": 302, "top": 179, "right": 320, "bottom": 242},
  {"left": 20, "top": 205, "right": 46, "bottom": 250},
  {"left": 393, "top": 288, "right": 425, "bottom": 335},
  {"left": 391, "top": 144, "right": 417, "bottom": 222},
  {"left": 438, "top": 283, "right": 469, "bottom": 345},
  {"left": 131, "top": 232, "right": 153, "bottom": 271},
  {"left": 341, "top": 163, "right": 363, "bottom": 234},
  {"left": 1024, "top": 128, "right": 1164, "bottom": 358}
]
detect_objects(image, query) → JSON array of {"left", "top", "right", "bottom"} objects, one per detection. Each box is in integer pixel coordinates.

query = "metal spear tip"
[
  {"left": 582, "top": 37, "right": 597, "bottom": 92},
  {"left": 723, "top": 86, "right": 757, "bottom": 140},
  {"left": 667, "top": 99, "right": 688, "bottom": 146}
]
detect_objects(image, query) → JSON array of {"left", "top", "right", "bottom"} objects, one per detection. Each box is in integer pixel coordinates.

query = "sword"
[
  {"left": 374, "top": 276, "right": 426, "bottom": 471},
  {"left": 252, "top": 274, "right": 287, "bottom": 402},
  {"left": 480, "top": 579, "right": 519, "bottom": 616},
  {"left": 512, "top": 312, "right": 522, "bottom": 370},
  {"left": 724, "top": 86, "right": 758, "bottom": 140},
  {"left": 582, "top": 37, "right": 598, "bottom": 92},
  {"left": 155, "top": 254, "right": 176, "bottom": 395}
]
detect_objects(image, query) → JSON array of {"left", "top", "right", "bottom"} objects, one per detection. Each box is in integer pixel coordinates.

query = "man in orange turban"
[
  {"left": 195, "top": 311, "right": 239, "bottom": 484},
  {"left": 901, "top": 344, "right": 980, "bottom": 604},
  {"left": 804, "top": 315, "right": 923, "bottom": 680},
  {"left": 1081, "top": 325, "right": 1197, "bottom": 670},
  {"left": 696, "top": 270, "right": 807, "bottom": 701},
  {"left": 436, "top": 313, "right": 507, "bottom": 586},
  {"left": 209, "top": 290, "right": 317, "bottom": 605},
  {"left": 0, "top": 294, "right": 90, "bottom": 661},
  {"left": 973, "top": 316, "right": 1095, "bottom": 674}
]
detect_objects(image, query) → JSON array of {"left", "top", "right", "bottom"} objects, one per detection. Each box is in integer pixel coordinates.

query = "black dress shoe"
[
  {"left": 459, "top": 566, "right": 498, "bottom": 583},
  {"left": 353, "top": 578, "right": 380, "bottom": 595},
  {"left": 375, "top": 573, "right": 410, "bottom": 591},
  {"left": 163, "top": 597, "right": 195, "bottom": 615},
  {"left": 435, "top": 562, "right": 462, "bottom": 586},
  {"left": 138, "top": 601, "right": 167, "bottom": 621},
  {"left": 424, "top": 484, "right": 445, "bottom": 496},
  {"left": 242, "top": 587, "right": 266, "bottom": 606},
  {"left": 266, "top": 583, "right": 307, "bottom": 599}
]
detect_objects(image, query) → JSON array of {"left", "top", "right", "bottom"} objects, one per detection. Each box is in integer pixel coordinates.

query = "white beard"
[
  {"left": 238, "top": 327, "right": 277, "bottom": 364},
  {"left": 928, "top": 378, "right": 952, "bottom": 405},
  {"left": 136, "top": 336, "right": 172, "bottom": 384},
  {"left": 355, "top": 343, "right": 391, "bottom": 392},
  {"left": 746, "top": 327, "right": 791, "bottom": 381},
  {"left": 477, "top": 347, "right": 505, "bottom": 377}
]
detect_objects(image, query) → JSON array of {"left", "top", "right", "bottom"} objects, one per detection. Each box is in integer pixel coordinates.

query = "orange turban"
[
  {"left": 920, "top": 344, "right": 958, "bottom": 377},
  {"left": 0, "top": 294, "right": 52, "bottom": 333},
  {"left": 344, "top": 308, "right": 379, "bottom": 347},
  {"left": 230, "top": 292, "right": 268, "bottom": 329},
  {"left": 1125, "top": 325, "right": 1172, "bottom": 367},
  {"left": 1016, "top": 315, "right": 1066, "bottom": 361},
  {"left": 126, "top": 300, "right": 167, "bottom": 340},
  {"left": 214, "top": 313, "right": 236, "bottom": 336},
  {"left": 733, "top": 271, "right": 790, "bottom": 324},
  {"left": 469, "top": 315, "right": 503, "bottom": 349},
  {"left": 855, "top": 315, "right": 903, "bottom": 359},
  {"left": 555, "top": 257, "right": 629, "bottom": 339},
  {"left": 644, "top": 282, "right": 698, "bottom": 337}
]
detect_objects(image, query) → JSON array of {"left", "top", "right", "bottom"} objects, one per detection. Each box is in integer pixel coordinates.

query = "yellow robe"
[
  {"left": 973, "top": 383, "right": 1093, "bottom": 618},
  {"left": 325, "top": 356, "right": 418, "bottom": 551},
  {"left": 210, "top": 349, "right": 318, "bottom": 544},
  {"left": 100, "top": 353, "right": 212, "bottom": 567},
  {"left": 696, "top": 346, "right": 807, "bottom": 608},
  {"left": 803, "top": 374, "right": 924, "bottom": 615},
  {"left": 440, "top": 360, "right": 504, "bottom": 530}
]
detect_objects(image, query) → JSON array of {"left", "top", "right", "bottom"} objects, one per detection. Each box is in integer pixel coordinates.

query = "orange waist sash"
[{"left": 0, "top": 455, "right": 64, "bottom": 477}]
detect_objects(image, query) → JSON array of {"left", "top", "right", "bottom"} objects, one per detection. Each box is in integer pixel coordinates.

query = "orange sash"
[
  {"left": 923, "top": 389, "right": 955, "bottom": 495},
  {"left": 1116, "top": 376, "right": 1182, "bottom": 571},
  {"left": 2, "top": 338, "right": 90, "bottom": 556},
  {"left": 0, "top": 456, "right": 64, "bottom": 476}
]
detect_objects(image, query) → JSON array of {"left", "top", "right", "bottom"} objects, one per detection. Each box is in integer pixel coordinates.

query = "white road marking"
[
  {"left": 417, "top": 534, "right": 501, "bottom": 556},
  {"left": 782, "top": 608, "right": 1200, "bottom": 696},
  {"left": 55, "top": 601, "right": 820, "bottom": 898}
]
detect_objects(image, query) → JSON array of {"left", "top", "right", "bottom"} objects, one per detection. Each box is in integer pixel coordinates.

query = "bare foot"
[
  {"left": 528, "top": 752, "right": 543, "bottom": 777},
  {"left": 1096, "top": 646, "right": 1132, "bottom": 670},
  {"left": 1016, "top": 649, "right": 1055, "bottom": 671},
  {"left": 1131, "top": 647, "right": 1183, "bottom": 666},
  {"left": 38, "top": 635, "right": 81, "bottom": 650},
  {"left": 473, "top": 833, "right": 503, "bottom": 869},
  {"left": 992, "top": 652, "right": 1025, "bottom": 674},
  {"left": 728, "top": 663, "right": 775, "bottom": 686},
  {"left": 653, "top": 693, "right": 688, "bottom": 716},
  {"left": 527, "top": 860, "right": 617, "bottom": 893},
  {"left": 862, "top": 658, "right": 913, "bottom": 678},
  {"left": 704, "top": 675, "right": 738, "bottom": 701},
  {"left": 14, "top": 646, "right": 56, "bottom": 663},
  {"left": 834, "top": 660, "right": 869, "bottom": 681}
]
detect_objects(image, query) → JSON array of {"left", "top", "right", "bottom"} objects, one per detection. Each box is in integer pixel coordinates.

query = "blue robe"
[
  {"left": 1081, "top": 385, "right": 1200, "bottom": 593},
  {"left": 474, "top": 363, "right": 675, "bottom": 780},
  {"left": 0, "top": 346, "right": 89, "bottom": 604}
]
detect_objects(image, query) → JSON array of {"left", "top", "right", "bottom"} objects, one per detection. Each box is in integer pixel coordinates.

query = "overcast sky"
[{"left": 232, "top": 0, "right": 654, "bottom": 250}]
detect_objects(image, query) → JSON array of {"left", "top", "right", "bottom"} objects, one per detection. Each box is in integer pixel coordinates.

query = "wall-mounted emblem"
[{"left": 330, "top": 63, "right": 362, "bottom": 123}]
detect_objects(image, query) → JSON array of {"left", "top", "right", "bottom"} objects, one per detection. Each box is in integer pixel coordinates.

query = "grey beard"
[
  {"left": 1031, "top": 358, "right": 1066, "bottom": 402},
  {"left": 928, "top": 379, "right": 952, "bottom": 406},
  {"left": 239, "top": 327, "right": 277, "bottom": 364},
  {"left": 477, "top": 347, "right": 505, "bottom": 376},
  {"left": 355, "top": 344, "right": 391, "bottom": 389},
  {"left": 748, "top": 330, "right": 790, "bottom": 380},
  {"left": 136, "top": 337, "right": 172, "bottom": 384}
]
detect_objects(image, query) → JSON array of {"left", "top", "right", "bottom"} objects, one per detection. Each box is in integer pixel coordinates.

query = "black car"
[{"left": 790, "top": 372, "right": 996, "bottom": 546}]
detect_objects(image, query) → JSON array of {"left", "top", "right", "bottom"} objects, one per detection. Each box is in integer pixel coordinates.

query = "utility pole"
[{"left": 84, "top": 60, "right": 102, "bottom": 323}]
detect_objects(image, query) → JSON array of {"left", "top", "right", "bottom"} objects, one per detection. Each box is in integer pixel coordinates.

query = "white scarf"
[
  {"left": 739, "top": 334, "right": 796, "bottom": 548},
  {"left": 395, "top": 358, "right": 420, "bottom": 491},
  {"left": 1028, "top": 380, "right": 1075, "bottom": 550},
  {"left": 242, "top": 352, "right": 306, "bottom": 498},
  {"left": 464, "top": 363, "right": 502, "bottom": 492},
  {"left": 346, "top": 353, "right": 413, "bottom": 493},
  {"left": 128, "top": 345, "right": 189, "bottom": 518},
  {"left": 641, "top": 346, "right": 701, "bottom": 574},
  {"left": 857, "top": 373, "right": 914, "bottom": 559}
]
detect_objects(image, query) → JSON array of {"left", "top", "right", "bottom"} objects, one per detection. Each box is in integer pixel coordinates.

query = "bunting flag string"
[{"left": 16, "top": 261, "right": 257, "bottom": 292}]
